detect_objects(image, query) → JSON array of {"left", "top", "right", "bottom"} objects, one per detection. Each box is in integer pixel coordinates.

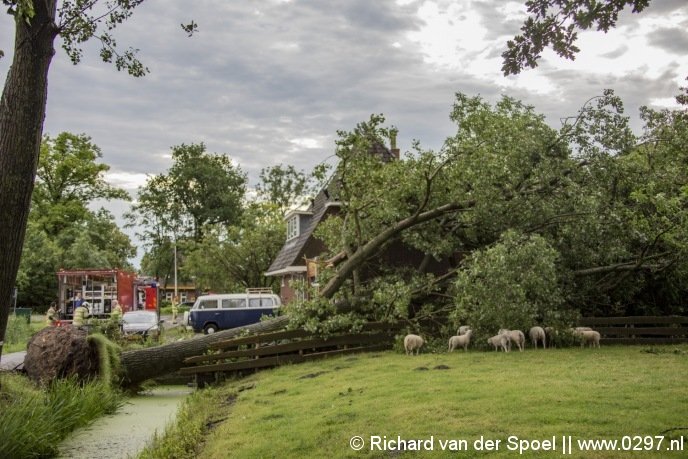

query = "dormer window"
[{"left": 287, "top": 215, "right": 299, "bottom": 241}]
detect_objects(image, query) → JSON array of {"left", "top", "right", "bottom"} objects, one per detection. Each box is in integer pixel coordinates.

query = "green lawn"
[
  {"left": 143, "top": 345, "right": 688, "bottom": 458},
  {"left": 2, "top": 314, "right": 47, "bottom": 354}
]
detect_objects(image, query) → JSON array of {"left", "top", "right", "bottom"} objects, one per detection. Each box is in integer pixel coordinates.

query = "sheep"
[
  {"left": 457, "top": 325, "right": 471, "bottom": 335},
  {"left": 448, "top": 330, "right": 473, "bottom": 352},
  {"left": 529, "top": 326, "right": 547, "bottom": 349},
  {"left": 487, "top": 334, "right": 510, "bottom": 352},
  {"left": 544, "top": 326, "right": 558, "bottom": 348},
  {"left": 404, "top": 334, "right": 424, "bottom": 355},
  {"left": 576, "top": 330, "right": 601, "bottom": 348},
  {"left": 574, "top": 326, "right": 593, "bottom": 333},
  {"left": 499, "top": 329, "right": 526, "bottom": 352}
]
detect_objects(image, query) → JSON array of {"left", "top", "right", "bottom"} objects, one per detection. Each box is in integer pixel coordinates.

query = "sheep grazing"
[
  {"left": 448, "top": 330, "right": 473, "bottom": 352},
  {"left": 487, "top": 334, "right": 510, "bottom": 352},
  {"left": 457, "top": 325, "right": 471, "bottom": 335},
  {"left": 529, "top": 326, "right": 547, "bottom": 349},
  {"left": 577, "top": 330, "right": 601, "bottom": 348},
  {"left": 574, "top": 326, "right": 593, "bottom": 333},
  {"left": 404, "top": 334, "right": 425, "bottom": 355},
  {"left": 499, "top": 329, "right": 526, "bottom": 352},
  {"left": 544, "top": 326, "right": 558, "bottom": 348}
]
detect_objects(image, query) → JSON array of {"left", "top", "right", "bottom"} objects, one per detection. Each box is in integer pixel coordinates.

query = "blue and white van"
[{"left": 188, "top": 290, "right": 281, "bottom": 334}]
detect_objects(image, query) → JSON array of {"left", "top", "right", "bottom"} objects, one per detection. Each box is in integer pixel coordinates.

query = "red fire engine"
[{"left": 56, "top": 269, "right": 159, "bottom": 319}]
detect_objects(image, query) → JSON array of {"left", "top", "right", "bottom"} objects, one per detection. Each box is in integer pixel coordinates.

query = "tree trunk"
[
  {"left": 0, "top": 3, "right": 58, "bottom": 360},
  {"left": 119, "top": 315, "right": 290, "bottom": 386}
]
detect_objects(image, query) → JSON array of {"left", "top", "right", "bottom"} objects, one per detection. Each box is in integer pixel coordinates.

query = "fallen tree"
[
  {"left": 118, "top": 316, "right": 290, "bottom": 386},
  {"left": 24, "top": 316, "right": 290, "bottom": 387}
]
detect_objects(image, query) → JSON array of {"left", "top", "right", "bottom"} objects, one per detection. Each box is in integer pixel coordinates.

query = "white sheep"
[
  {"left": 457, "top": 325, "right": 471, "bottom": 335},
  {"left": 499, "top": 329, "right": 526, "bottom": 352},
  {"left": 574, "top": 326, "right": 593, "bottom": 333},
  {"left": 448, "top": 330, "right": 473, "bottom": 352},
  {"left": 576, "top": 330, "right": 601, "bottom": 348},
  {"left": 529, "top": 326, "right": 546, "bottom": 349},
  {"left": 487, "top": 334, "right": 509, "bottom": 352},
  {"left": 404, "top": 334, "right": 424, "bottom": 355}
]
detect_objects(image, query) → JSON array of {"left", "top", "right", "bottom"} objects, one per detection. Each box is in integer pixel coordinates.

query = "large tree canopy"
[
  {"left": 33, "top": 132, "right": 129, "bottom": 235},
  {"left": 127, "top": 143, "right": 247, "bottom": 288},
  {"left": 287, "top": 89, "right": 688, "bottom": 336}
]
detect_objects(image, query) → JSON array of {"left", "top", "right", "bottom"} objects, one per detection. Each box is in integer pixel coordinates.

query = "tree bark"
[
  {"left": 0, "top": 3, "right": 59, "bottom": 360},
  {"left": 119, "top": 315, "right": 290, "bottom": 386}
]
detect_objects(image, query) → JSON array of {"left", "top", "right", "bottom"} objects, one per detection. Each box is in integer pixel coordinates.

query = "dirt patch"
[
  {"left": 205, "top": 417, "right": 228, "bottom": 431},
  {"left": 433, "top": 365, "right": 451, "bottom": 370},
  {"left": 298, "top": 371, "right": 328, "bottom": 379},
  {"left": 414, "top": 366, "right": 429, "bottom": 371},
  {"left": 24, "top": 327, "right": 99, "bottom": 384}
]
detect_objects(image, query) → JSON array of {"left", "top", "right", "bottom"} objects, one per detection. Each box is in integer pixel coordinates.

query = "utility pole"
[{"left": 174, "top": 241, "right": 178, "bottom": 301}]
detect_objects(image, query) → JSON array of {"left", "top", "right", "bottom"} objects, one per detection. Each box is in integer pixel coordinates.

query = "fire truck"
[{"left": 56, "top": 269, "right": 159, "bottom": 319}]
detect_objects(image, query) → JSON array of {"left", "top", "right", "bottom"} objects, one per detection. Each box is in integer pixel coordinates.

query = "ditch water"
[{"left": 57, "top": 385, "right": 192, "bottom": 459}]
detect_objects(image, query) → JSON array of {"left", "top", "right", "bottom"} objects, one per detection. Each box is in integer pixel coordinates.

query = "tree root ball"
[{"left": 24, "top": 326, "right": 100, "bottom": 384}]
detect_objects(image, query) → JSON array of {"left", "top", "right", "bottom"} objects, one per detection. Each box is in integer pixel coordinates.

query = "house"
[
  {"left": 158, "top": 284, "right": 198, "bottom": 304},
  {"left": 265, "top": 137, "right": 400, "bottom": 303}
]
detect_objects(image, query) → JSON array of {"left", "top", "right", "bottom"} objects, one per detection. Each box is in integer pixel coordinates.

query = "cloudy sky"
[{"left": 1, "top": 0, "right": 687, "bottom": 264}]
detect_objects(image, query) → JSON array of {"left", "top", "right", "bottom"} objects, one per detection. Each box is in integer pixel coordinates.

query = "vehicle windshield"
[{"left": 123, "top": 312, "right": 157, "bottom": 324}]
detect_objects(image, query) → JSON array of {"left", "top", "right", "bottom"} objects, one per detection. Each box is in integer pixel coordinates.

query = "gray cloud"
[
  {"left": 648, "top": 27, "right": 688, "bottom": 55},
  {"left": 643, "top": 0, "right": 688, "bottom": 15},
  {"left": 599, "top": 44, "right": 629, "bottom": 59}
]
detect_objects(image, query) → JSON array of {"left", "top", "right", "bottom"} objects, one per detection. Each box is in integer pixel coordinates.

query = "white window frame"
[{"left": 287, "top": 215, "right": 299, "bottom": 241}]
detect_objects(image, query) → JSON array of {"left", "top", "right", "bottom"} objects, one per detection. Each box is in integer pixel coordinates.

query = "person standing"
[
  {"left": 110, "top": 299, "right": 123, "bottom": 323},
  {"left": 73, "top": 301, "right": 90, "bottom": 328},
  {"left": 171, "top": 296, "right": 179, "bottom": 324},
  {"left": 45, "top": 302, "right": 57, "bottom": 326},
  {"left": 73, "top": 292, "right": 83, "bottom": 308}
]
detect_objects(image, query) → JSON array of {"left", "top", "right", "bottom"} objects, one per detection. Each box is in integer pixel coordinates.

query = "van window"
[
  {"left": 249, "top": 298, "right": 274, "bottom": 308},
  {"left": 222, "top": 298, "right": 246, "bottom": 309},
  {"left": 198, "top": 299, "right": 218, "bottom": 309}
]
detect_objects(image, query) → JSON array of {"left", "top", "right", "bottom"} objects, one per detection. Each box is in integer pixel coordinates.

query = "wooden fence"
[
  {"left": 579, "top": 316, "right": 688, "bottom": 345},
  {"left": 180, "top": 322, "right": 401, "bottom": 381}
]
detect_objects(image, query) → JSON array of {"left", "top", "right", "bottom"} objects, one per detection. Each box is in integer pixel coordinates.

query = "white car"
[{"left": 121, "top": 310, "right": 162, "bottom": 340}]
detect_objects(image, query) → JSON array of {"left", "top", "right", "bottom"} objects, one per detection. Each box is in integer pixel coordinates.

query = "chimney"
[{"left": 390, "top": 128, "right": 400, "bottom": 159}]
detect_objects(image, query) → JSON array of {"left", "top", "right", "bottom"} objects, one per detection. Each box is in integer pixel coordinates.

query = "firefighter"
[
  {"left": 73, "top": 301, "right": 90, "bottom": 328},
  {"left": 171, "top": 296, "right": 179, "bottom": 324},
  {"left": 46, "top": 302, "right": 57, "bottom": 326},
  {"left": 110, "top": 299, "right": 123, "bottom": 324}
]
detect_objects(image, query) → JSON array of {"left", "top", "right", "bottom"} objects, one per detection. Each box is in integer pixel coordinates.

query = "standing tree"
[
  {"left": 0, "top": 0, "right": 159, "bottom": 358},
  {"left": 166, "top": 143, "right": 247, "bottom": 240},
  {"left": 183, "top": 203, "right": 284, "bottom": 292},
  {"left": 16, "top": 133, "right": 134, "bottom": 308},
  {"left": 33, "top": 132, "right": 129, "bottom": 235},
  {"left": 128, "top": 143, "right": 247, "bottom": 284},
  {"left": 257, "top": 163, "right": 330, "bottom": 216}
]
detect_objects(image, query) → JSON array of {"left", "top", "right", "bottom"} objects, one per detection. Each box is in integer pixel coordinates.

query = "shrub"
[
  {"left": 0, "top": 374, "right": 123, "bottom": 459},
  {"left": 452, "top": 230, "right": 576, "bottom": 347}
]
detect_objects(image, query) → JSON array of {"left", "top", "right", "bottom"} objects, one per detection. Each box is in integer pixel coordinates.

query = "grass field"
[
  {"left": 2, "top": 314, "right": 46, "bottom": 354},
  {"left": 145, "top": 345, "right": 688, "bottom": 458}
]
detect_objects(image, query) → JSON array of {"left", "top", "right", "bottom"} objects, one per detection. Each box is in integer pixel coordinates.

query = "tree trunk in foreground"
[
  {"left": 119, "top": 315, "right": 290, "bottom": 386},
  {"left": 0, "top": 2, "right": 58, "bottom": 360}
]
